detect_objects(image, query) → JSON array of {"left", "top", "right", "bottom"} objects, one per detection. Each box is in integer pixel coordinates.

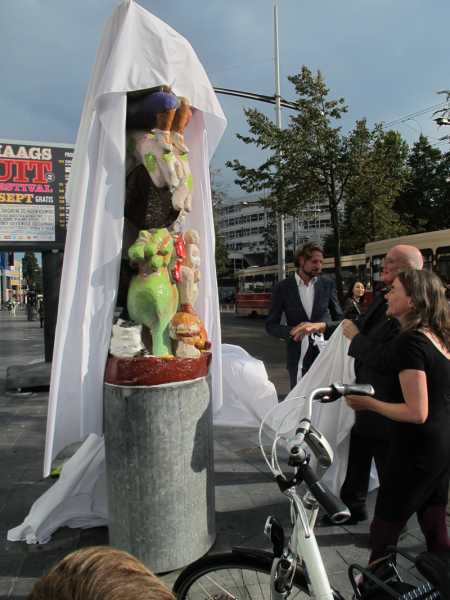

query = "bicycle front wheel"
[{"left": 173, "top": 551, "right": 310, "bottom": 600}]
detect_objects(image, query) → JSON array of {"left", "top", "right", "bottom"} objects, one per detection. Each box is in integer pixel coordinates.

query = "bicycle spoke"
[
  {"left": 255, "top": 569, "right": 266, "bottom": 600},
  {"left": 176, "top": 560, "right": 309, "bottom": 600},
  {"left": 202, "top": 571, "right": 238, "bottom": 599}
]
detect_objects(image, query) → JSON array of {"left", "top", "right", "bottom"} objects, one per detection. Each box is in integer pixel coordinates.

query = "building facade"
[
  {"left": 0, "top": 253, "right": 24, "bottom": 306},
  {"left": 216, "top": 195, "right": 332, "bottom": 270}
]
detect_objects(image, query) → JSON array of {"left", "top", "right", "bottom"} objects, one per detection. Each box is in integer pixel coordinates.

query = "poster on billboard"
[{"left": 0, "top": 139, "right": 73, "bottom": 250}]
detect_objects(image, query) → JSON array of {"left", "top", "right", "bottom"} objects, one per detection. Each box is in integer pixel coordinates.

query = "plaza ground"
[{"left": 0, "top": 310, "right": 446, "bottom": 599}]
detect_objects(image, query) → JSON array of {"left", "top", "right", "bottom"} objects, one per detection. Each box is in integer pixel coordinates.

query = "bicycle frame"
[
  {"left": 268, "top": 485, "right": 335, "bottom": 600},
  {"left": 260, "top": 385, "right": 369, "bottom": 600},
  {"left": 289, "top": 488, "right": 334, "bottom": 600}
]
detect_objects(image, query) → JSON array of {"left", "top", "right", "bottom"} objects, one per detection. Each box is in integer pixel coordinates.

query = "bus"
[
  {"left": 235, "top": 253, "right": 366, "bottom": 316},
  {"left": 234, "top": 229, "right": 450, "bottom": 316}
]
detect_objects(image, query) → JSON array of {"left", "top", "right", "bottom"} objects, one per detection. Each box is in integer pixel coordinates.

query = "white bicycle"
[{"left": 174, "top": 383, "right": 449, "bottom": 600}]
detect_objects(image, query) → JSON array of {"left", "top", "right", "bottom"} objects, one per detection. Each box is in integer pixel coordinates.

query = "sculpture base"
[
  {"left": 104, "top": 352, "right": 211, "bottom": 386},
  {"left": 104, "top": 377, "right": 215, "bottom": 572}
]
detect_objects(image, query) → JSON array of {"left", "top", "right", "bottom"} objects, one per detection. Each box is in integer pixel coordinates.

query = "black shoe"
[
  {"left": 342, "top": 503, "right": 369, "bottom": 524},
  {"left": 348, "top": 507, "right": 369, "bottom": 523}
]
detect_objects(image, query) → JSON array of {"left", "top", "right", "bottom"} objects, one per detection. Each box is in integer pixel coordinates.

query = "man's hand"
[
  {"left": 342, "top": 319, "right": 359, "bottom": 340},
  {"left": 290, "top": 322, "right": 326, "bottom": 342},
  {"left": 345, "top": 394, "right": 373, "bottom": 411}
]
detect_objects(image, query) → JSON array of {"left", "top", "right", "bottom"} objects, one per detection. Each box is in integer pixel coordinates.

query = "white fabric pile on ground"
[
  {"left": 214, "top": 344, "right": 278, "bottom": 427},
  {"left": 8, "top": 434, "right": 107, "bottom": 545}
]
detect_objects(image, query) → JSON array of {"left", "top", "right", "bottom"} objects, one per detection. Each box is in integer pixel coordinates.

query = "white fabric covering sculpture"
[{"left": 43, "top": 0, "right": 227, "bottom": 478}]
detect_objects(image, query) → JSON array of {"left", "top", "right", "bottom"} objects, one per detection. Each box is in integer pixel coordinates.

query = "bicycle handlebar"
[
  {"left": 310, "top": 383, "right": 375, "bottom": 404},
  {"left": 298, "top": 461, "right": 350, "bottom": 524}
]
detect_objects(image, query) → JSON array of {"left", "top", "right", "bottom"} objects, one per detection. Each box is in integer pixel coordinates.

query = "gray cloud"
[{"left": 1, "top": 0, "right": 449, "bottom": 197}]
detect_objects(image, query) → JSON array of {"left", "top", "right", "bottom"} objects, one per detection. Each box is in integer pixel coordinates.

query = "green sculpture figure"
[{"left": 127, "top": 228, "right": 179, "bottom": 356}]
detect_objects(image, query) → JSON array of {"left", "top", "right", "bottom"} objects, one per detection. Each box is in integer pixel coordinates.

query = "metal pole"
[
  {"left": 274, "top": 0, "right": 286, "bottom": 281},
  {"left": 42, "top": 250, "right": 63, "bottom": 362}
]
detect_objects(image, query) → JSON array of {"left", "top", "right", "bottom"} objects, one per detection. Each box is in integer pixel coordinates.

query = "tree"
[
  {"left": 227, "top": 67, "right": 379, "bottom": 298},
  {"left": 210, "top": 170, "right": 231, "bottom": 278},
  {"left": 227, "top": 67, "right": 420, "bottom": 296},
  {"left": 262, "top": 212, "right": 278, "bottom": 265},
  {"left": 394, "top": 135, "right": 449, "bottom": 232},
  {"left": 433, "top": 150, "right": 450, "bottom": 229},
  {"left": 340, "top": 124, "right": 410, "bottom": 253},
  {"left": 22, "top": 252, "right": 42, "bottom": 292}
]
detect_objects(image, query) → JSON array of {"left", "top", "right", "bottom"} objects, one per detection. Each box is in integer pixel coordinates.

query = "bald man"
[{"left": 337, "top": 244, "right": 424, "bottom": 524}]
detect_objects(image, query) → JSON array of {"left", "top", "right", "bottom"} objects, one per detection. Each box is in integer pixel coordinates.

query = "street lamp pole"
[{"left": 273, "top": 0, "right": 286, "bottom": 281}]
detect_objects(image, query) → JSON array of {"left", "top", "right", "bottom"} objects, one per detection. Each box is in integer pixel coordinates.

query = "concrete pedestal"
[{"left": 104, "top": 376, "right": 215, "bottom": 573}]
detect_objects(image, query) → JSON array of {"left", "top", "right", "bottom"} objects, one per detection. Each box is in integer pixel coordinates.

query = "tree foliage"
[
  {"left": 226, "top": 68, "right": 450, "bottom": 294},
  {"left": 227, "top": 66, "right": 356, "bottom": 297},
  {"left": 210, "top": 171, "right": 231, "bottom": 278},
  {"left": 394, "top": 135, "right": 450, "bottom": 232},
  {"left": 340, "top": 124, "right": 410, "bottom": 253},
  {"left": 227, "top": 66, "right": 414, "bottom": 297},
  {"left": 22, "top": 252, "right": 42, "bottom": 291}
]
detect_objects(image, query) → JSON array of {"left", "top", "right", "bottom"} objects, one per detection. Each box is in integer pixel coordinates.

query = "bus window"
[
  {"left": 371, "top": 255, "right": 384, "bottom": 283},
  {"left": 421, "top": 249, "right": 433, "bottom": 271},
  {"left": 264, "top": 273, "right": 277, "bottom": 292},
  {"left": 436, "top": 246, "right": 450, "bottom": 282}
]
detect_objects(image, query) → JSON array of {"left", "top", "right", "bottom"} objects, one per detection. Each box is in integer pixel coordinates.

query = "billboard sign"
[{"left": 0, "top": 139, "right": 73, "bottom": 250}]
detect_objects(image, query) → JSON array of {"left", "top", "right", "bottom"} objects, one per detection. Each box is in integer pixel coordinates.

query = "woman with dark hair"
[
  {"left": 342, "top": 280, "right": 366, "bottom": 319},
  {"left": 346, "top": 269, "right": 450, "bottom": 562}
]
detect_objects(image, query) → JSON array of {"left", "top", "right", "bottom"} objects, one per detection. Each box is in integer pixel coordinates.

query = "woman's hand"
[
  {"left": 342, "top": 319, "right": 359, "bottom": 340},
  {"left": 345, "top": 394, "right": 374, "bottom": 411}
]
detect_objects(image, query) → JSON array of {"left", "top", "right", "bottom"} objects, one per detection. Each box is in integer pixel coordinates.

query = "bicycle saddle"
[{"left": 415, "top": 551, "right": 450, "bottom": 600}]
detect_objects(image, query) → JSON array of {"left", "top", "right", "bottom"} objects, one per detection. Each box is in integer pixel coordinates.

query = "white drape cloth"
[
  {"left": 265, "top": 325, "right": 362, "bottom": 494},
  {"left": 214, "top": 344, "right": 278, "bottom": 427},
  {"left": 8, "top": 434, "right": 107, "bottom": 545},
  {"left": 43, "top": 0, "right": 227, "bottom": 477}
]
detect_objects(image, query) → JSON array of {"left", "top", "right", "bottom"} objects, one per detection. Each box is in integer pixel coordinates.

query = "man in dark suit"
[
  {"left": 266, "top": 242, "right": 343, "bottom": 389},
  {"left": 340, "top": 244, "right": 424, "bottom": 522}
]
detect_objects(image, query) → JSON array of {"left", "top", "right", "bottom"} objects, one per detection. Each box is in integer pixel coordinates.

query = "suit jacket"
[
  {"left": 266, "top": 275, "right": 343, "bottom": 373},
  {"left": 348, "top": 291, "right": 401, "bottom": 439}
]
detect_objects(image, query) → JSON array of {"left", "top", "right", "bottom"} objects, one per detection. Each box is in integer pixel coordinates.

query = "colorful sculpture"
[
  {"left": 127, "top": 90, "right": 193, "bottom": 215},
  {"left": 179, "top": 229, "right": 201, "bottom": 310},
  {"left": 107, "top": 87, "right": 211, "bottom": 384},
  {"left": 127, "top": 228, "right": 179, "bottom": 357}
]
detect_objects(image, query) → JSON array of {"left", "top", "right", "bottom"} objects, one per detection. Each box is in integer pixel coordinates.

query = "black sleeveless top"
[{"left": 375, "top": 330, "right": 450, "bottom": 520}]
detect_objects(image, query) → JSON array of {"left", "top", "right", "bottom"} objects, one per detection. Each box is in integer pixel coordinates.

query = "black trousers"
[
  {"left": 340, "top": 428, "right": 389, "bottom": 511},
  {"left": 287, "top": 341, "right": 319, "bottom": 390}
]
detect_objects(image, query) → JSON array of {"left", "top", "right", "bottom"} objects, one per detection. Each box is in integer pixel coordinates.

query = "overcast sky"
[{"left": 1, "top": 0, "right": 449, "bottom": 197}]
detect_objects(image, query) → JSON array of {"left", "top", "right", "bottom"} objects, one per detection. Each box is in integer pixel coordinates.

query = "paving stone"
[
  {"left": 8, "top": 576, "right": 39, "bottom": 600},
  {"left": 6, "top": 362, "right": 51, "bottom": 392},
  {"left": 78, "top": 526, "right": 109, "bottom": 547}
]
